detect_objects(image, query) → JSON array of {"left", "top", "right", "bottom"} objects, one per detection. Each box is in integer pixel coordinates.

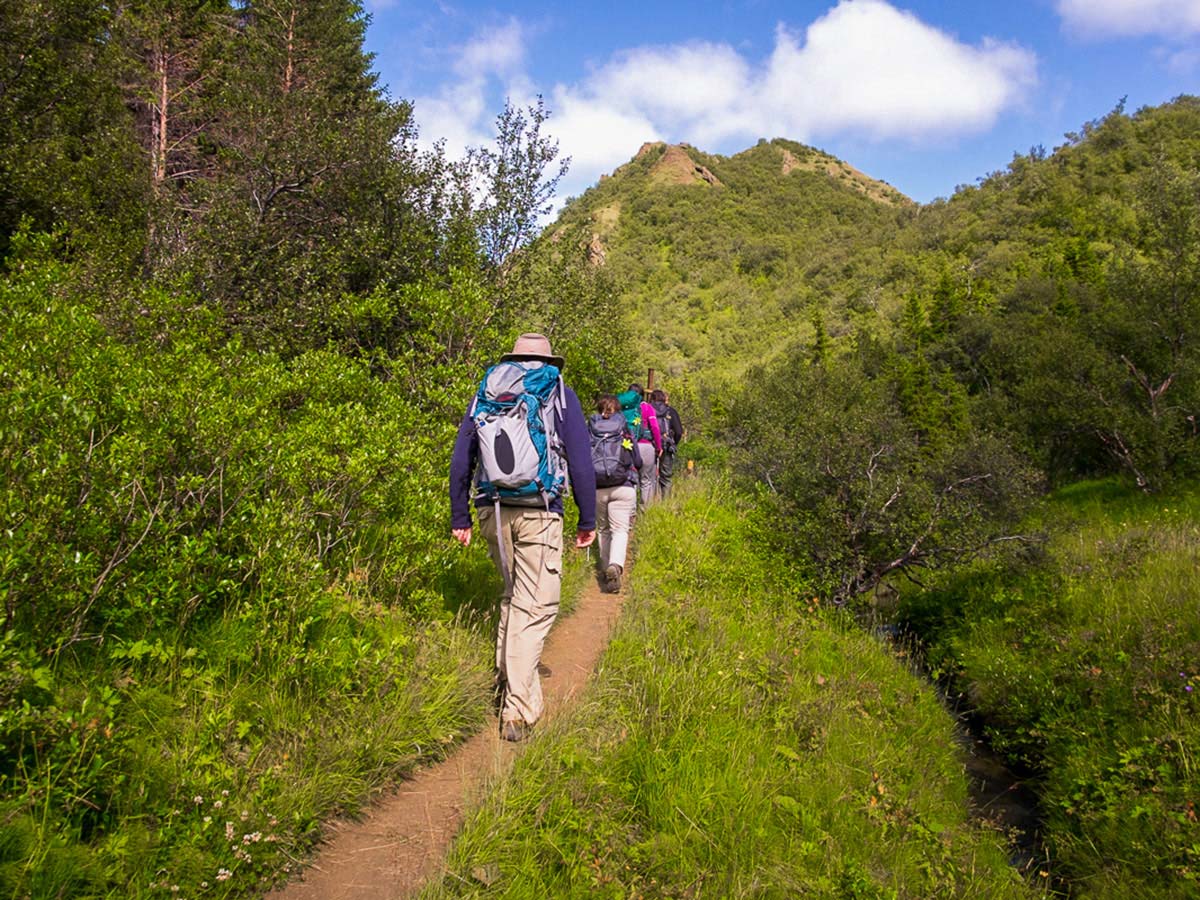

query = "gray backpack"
[{"left": 588, "top": 413, "right": 636, "bottom": 487}]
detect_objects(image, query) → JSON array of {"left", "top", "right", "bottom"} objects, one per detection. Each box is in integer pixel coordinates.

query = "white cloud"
[
  {"left": 548, "top": 88, "right": 662, "bottom": 173},
  {"left": 542, "top": 0, "right": 1036, "bottom": 162},
  {"left": 1057, "top": 0, "right": 1200, "bottom": 39},
  {"left": 410, "top": 1, "right": 1037, "bottom": 193},
  {"left": 759, "top": 2, "right": 1037, "bottom": 140},
  {"left": 455, "top": 19, "right": 526, "bottom": 78},
  {"left": 411, "top": 19, "right": 530, "bottom": 159},
  {"left": 584, "top": 43, "right": 754, "bottom": 144},
  {"left": 1162, "top": 45, "right": 1200, "bottom": 72}
]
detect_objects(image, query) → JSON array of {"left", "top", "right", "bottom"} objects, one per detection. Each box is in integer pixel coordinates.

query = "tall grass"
[
  {"left": 424, "top": 479, "right": 1035, "bottom": 899},
  {"left": 899, "top": 479, "right": 1200, "bottom": 899}
]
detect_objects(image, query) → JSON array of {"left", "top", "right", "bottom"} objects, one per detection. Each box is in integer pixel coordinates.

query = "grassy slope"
[
  {"left": 424, "top": 480, "right": 1034, "bottom": 899},
  {"left": 552, "top": 141, "right": 909, "bottom": 409},
  {"left": 899, "top": 480, "right": 1200, "bottom": 899}
]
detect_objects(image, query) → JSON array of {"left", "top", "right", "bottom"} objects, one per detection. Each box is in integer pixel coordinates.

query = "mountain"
[
  {"left": 550, "top": 138, "right": 913, "bottom": 399},
  {"left": 549, "top": 97, "right": 1200, "bottom": 419}
]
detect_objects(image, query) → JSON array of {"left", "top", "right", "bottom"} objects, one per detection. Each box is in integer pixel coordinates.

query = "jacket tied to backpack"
[{"left": 471, "top": 360, "right": 567, "bottom": 507}]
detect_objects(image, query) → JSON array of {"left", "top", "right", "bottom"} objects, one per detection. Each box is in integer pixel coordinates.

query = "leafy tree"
[
  {"left": 473, "top": 96, "right": 570, "bottom": 270},
  {"left": 728, "top": 353, "right": 1035, "bottom": 603},
  {"left": 0, "top": 0, "right": 145, "bottom": 258}
]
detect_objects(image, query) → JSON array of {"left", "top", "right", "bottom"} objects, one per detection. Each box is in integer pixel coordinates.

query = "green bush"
[
  {"left": 0, "top": 251, "right": 508, "bottom": 897},
  {"left": 898, "top": 480, "right": 1200, "bottom": 897}
]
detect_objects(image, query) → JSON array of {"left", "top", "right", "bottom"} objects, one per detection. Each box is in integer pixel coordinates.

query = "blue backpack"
[
  {"left": 471, "top": 361, "right": 566, "bottom": 506},
  {"left": 617, "top": 389, "right": 652, "bottom": 443}
]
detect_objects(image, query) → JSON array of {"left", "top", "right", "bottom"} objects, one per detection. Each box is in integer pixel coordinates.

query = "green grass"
[
  {"left": 423, "top": 479, "right": 1035, "bottom": 899},
  {"left": 0, "top": 516, "right": 603, "bottom": 899},
  {"left": 898, "top": 479, "right": 1200, "bottom": 899},
  {"left": 0, "top": 581, "right": 495, "bottom": 898}
]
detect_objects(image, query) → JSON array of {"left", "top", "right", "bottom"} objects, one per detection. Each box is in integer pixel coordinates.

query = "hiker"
[
  {"left": 589, "top": 394, "right": 641, "bottom": 593},
  {"left": 449, "top": 333, "right": 597, "bottom": 742},
  {"left": 649, "top": 389, "right": 683, "bottom": 498},
  {"left": 617, "top": 383, "right": 662, "bottom": 508}
]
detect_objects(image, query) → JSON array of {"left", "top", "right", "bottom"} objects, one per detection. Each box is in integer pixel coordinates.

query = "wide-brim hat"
[{"left": 499, "top": 332, "right": 565, "bottom": 370}]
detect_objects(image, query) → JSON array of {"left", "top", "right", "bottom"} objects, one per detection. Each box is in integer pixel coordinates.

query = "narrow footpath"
[{"left": 267, "top": 579, "right": 623, "bottom": 900}]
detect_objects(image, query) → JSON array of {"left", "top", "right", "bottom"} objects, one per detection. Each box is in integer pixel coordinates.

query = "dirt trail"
[{"left": 267, "top": 579, "right": 622, "bottom": 900}]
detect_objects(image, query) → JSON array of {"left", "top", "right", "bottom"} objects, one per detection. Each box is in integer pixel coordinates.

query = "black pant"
[{"left": 658, "top": 450, "right": 676, "bottom": 496}]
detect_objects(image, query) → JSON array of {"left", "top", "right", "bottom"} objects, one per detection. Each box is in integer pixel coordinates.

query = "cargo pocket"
[{"left": 525, "top": 513, "right": 563, "bottom": 575}]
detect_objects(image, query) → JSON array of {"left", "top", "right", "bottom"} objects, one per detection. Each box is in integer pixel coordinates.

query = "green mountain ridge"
[
  {"left": 552, "top": 137, "right": 913, "bottom": 399},
  {"left": 549, "top": 96, "right": 1200, "bottom": 423}
]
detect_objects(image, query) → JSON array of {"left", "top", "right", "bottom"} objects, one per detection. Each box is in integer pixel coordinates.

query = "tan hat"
[{"left": 499, "top": 332, "right": 565, "bottom": 370}]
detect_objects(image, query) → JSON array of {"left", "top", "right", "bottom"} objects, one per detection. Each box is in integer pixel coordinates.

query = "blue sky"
[{"left": 362, "top": 0, "right": 1199, "bottom": 205}]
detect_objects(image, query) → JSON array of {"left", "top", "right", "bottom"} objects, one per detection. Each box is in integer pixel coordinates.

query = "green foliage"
[
  {"left": 0, "top": 0, "right": 145, "bottom": 259},
  {"left": 727, "top": 348, "right": 1036, "bottom": 603},
  {"left": 0, "top": 228, "right": 618, "bottom": 894},
  {"left": 425, "top": 481, "right": 1033, "bottom": 899},
  {"left": 898, "top": 480, "right": 1200, "bottom": 897},
  {"left": 551, "top": 138, "right": 912, "bottom": 404},
  {"left": 473, "top": 97, "right": 570, "bottom": 268}
]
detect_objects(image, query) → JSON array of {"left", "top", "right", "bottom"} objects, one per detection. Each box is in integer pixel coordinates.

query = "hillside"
[
  {"left": 550, "top": 97, "right": 1200, "bottom": 432},
  {"left": 551, "top": 139, "right": 912, "bottom": 400}
]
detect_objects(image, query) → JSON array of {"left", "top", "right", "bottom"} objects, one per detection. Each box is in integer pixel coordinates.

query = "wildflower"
[
  {"left": 225, "top": 822, "right": 235, "bottom": 841},
  {"left": 221, "top": 789, "right": 230, "bottom": 797},
  {"left": 240, "top": 810, "right": 249, "bottom": 821},
  {"left": 242, "top": 832, "right": 262, "bottom": 844},
  {"left": 203, "top": 815, "right": 212, "bottom": 824},
  {"left": 216, "top": 868, "right": 232, "bottom": 882},
  {"left": 212, "top": 800, "right": 223, "bottom": 810},
  {"left": 193, "top": 795, "right": 204, "bottom": 805},
  {"left": 201, "top": 883, "right": 209, "bottom": 889}
]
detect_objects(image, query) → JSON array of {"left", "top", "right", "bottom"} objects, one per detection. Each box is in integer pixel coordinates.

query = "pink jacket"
[{"left": 639, "top": 401, "right": 663, "bottom": 454}]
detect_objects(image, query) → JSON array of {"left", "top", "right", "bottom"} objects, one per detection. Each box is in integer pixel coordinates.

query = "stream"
[{"left": 873, "top": 624, "right": 1049, "bottom": 879}]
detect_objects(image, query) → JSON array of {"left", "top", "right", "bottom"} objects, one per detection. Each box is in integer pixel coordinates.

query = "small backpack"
[
  {"left": 588, "top": 413, "right": 637, "bottom": 487},
  {"left": 471, "top": 361, "right": 566, "bottom": 506},
  {"left": 617, "top": 390, "right": 652, "bottom": 442},
  {"left": 651, "top": 401, "right": 676, "bottom": 453}
]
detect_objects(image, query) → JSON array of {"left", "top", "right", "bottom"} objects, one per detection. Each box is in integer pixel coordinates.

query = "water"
[{"left": 873, "top": 623, "right": 1050, "bottom": 879}]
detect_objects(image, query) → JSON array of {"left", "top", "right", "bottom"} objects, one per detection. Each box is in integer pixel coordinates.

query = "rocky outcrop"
[
  {"left": 649, "top": 144, "right": 722, "bottom": 187},
  {"left": 777, "top": 145, "right": 908, "bottom": 206},
  {"left": 585, "top": 233, "right": 606, "bottom": 266}
]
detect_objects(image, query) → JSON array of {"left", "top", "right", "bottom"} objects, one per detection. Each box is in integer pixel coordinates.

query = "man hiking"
[
  {"left": 650, "top": 389, "right": 683, "bottom": 497},
  {"left": 449, "top": 333, "right": 596, "bottom": 742}
]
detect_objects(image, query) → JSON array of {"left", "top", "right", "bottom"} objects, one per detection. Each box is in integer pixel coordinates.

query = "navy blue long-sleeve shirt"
[{"left": 449, "top": 385, "right": 597, "bottom": 532}]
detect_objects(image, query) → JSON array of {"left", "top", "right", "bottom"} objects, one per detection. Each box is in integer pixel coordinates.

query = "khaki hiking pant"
[
  {"left": 596, "top": 484, "right": 636, "bottom": 571},
  {"left": 479, "top": 506, "right": 563, "bottom": 727},
  {"left": 636, "top": 442, "right": 658, "bottom": 509}
]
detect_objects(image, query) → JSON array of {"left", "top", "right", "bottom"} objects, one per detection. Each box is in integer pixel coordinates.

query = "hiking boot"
[
  {"left": 500, "top": 719, "right": 531, "bottom": 742},
  {"left": 604, "top": 564, "right": 622, "bottom": 593}
]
